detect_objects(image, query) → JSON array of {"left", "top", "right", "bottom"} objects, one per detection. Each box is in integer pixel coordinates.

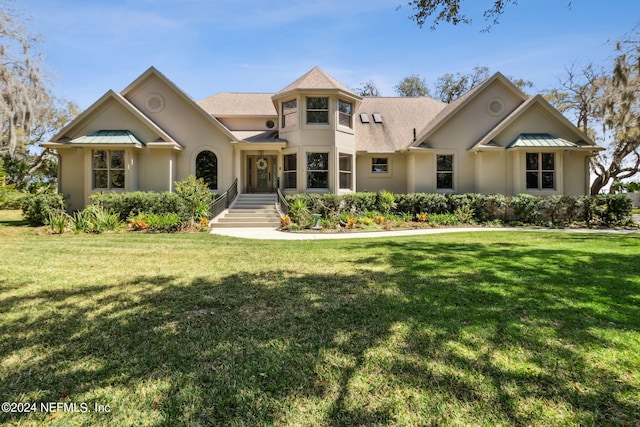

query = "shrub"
[
  {"left": 342, "top": 192, "right": 378, "bottom": 213},
  {"left": 586, "top": 194, "right": 633, "bottom": 226},
  {"left": 91, "top": 191, "right": 185, "bottom": 221},
  {"left": 280, "top": 214, "right": 291, "bottom": 230},
  {"left": 21, "top": 192, "right": 66, "bottom": 226},
  {"left": 174, "top": 175, "right": 215, "bottom": 222},
  {"left": 511, "top": 194, "right": 544, "bottom": 224},
  {"left": 429, "top": 213, "right": 460, "bottom": 226},
  {"left": 0, "top": 186, "right": 24, "bottom": 209},
  {"left": 144, "top": 213, "right": 182, "bottom": 232},
  {"left": 48, "top": 210, "right": 71, "bottom": 234},
  {"left": 376, "top": 190, "right": 397, "bottom": 214},
  {"left": 83, "top": 205, "right": 123, "bottom": 233},
  {"left": 288, "top": 198, "right": 311, "bottom": 227},
  {"left": 454, "top": 204, "right": 475, "bottom": 224}
]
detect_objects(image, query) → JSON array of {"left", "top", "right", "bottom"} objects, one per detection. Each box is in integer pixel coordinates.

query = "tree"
[
  {"left": 1, "top": 3, "right": 77, "bottom": 189},
  {"left": 405, "top": 0, "right": 571, "bottom": 30},
  {"left": 545, "top": 29, "right": 640, "bottom": 195},
  {"left": 399, "top": 67, "right": 533, "bottom": 103},
  {"left": 394, "top": 74, "right": 430, "bottom": 97},
  {"left": 431, "top": 66, "right": 489, "bottom": 103},
  {"left": 354, "top": 80, "right": 382, "bottom": 97}
]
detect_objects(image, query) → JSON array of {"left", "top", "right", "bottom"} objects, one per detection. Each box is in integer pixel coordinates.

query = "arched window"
[{"left": 195, "top": 151, "right": 217, "bottom": 190}]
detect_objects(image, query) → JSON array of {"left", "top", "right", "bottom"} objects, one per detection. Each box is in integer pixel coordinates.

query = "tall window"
[
  {"left": 196, "top": 151, "right": 218, "bottom": 190},
  {"left": 339, "top": 153, "right": 352, "bottom": 189},
  {"left": 307, "top": 97, "right": 329, "bottom": 124},
  {"left": 93, "top": 150, "right": 124, "bottom": 190},
  {"left": 371, "top": 157, "right": 388, "bottom": 174},
  {"left": 282, "top": 99, "right": 298, "bottom": 128},
  {"left": 526, "top": 152, "right": 555, "bottom": 189},
  {"left": 283, "top": 154, "right": 297, "bottom": 189},
  {"left": 436, "top": 155, "right": 454, "bottom": 190},
  {"left": 338, "top": 100, "right": 353, "bottom": 128},
  {"left": 307, "top": 152, "right": 328, "bottom": 189}
]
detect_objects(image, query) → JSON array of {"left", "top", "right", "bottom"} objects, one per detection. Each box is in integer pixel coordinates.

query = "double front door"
[{"left": 247, "top": 155, "right": 276, "bottom": 192}]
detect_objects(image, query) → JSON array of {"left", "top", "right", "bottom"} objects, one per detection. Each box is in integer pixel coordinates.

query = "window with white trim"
[
  {"left": 339, "top": 153, "right": 352, "bottom": 189},
  {"left": 92, "top": 150, "right": 124, "bottom": 189},
  {"left": 371, "top": 157, "right": 388, "bottom": 174},
  {"left": 338, "top": 100, "right": 353, "bottom": 128},
  {"left": 436, "top": 155, "right": 454, "bottom": 190},
  {"left": 283, "top": 154, "right": 297, "bottom": 189},
  {"left": 526, "top": 152, "right": 555, "bottom": 189},
  {"left": 282, "top": 99, "right": 298, "bottom": 128},
  {"left": 306, "top": 152, "right": 328, "bottom": 189},
  {"left": 307, "top": 97, "right": 329, "bottom": 124}
]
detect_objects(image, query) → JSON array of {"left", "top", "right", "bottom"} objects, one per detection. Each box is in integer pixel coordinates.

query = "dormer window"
[
  {"left": 307, "top": 97, "right": 329, "bottom": 124},
  {"left": 338, "top": 100, "right": 353, "bottom": 128}
]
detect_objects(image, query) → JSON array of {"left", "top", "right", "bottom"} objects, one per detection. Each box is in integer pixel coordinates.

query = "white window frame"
[
  {"left": 306, "top": 97, "right": 329, "bottom": 125},
  {"left": 306, "top": 152, "right": 329, "bottom": 190},
  {"left": 371, "top": 157, "right": 389, "bottom": 175},
  {"left": 338, "top": 100, "right": 353, "bottom": 129},
  {"left": 339, "top": 153, "right": 353, "bottom": 190},
  {"left": 283, "top": 153, "right": 297, "bottom": 190},
  {"left": 282, "top": 99, "right": 298, "bottom": 128},
  {"left": 436, "top": 154, "right": 455, "bottom": 191}
]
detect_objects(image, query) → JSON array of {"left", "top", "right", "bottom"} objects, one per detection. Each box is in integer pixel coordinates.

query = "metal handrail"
[
  {"left": 277, "top": 187, "right": 289, "bottom": 215},
  {"left": 209, "top": 178, "right": 238, "bottom": 218}
]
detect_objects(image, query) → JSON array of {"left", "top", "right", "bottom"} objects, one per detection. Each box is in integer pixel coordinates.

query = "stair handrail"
[
  {"left": 277, "top": 188, "right": 289, "bottom": 215},
  {"left": 209, "top": 178, "right": 238, "bottom": 219}
]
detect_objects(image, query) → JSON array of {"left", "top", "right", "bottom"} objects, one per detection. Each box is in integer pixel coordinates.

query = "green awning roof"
[
  {"left": 507, "top": 133, "right": 578, "bottom": 149},
  {"left": 70, "top": 130, "right": 144, "bottom": 146}
]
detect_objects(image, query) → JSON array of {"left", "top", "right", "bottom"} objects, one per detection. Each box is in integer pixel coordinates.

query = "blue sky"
[{"left": 22, "top": 0, "right": 640, "bottom": 109}]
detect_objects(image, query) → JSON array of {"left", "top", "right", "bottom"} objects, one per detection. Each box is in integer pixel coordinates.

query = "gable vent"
[
  {"left": 372, "top": 113, "right": 382, "bottom": 123},
  {"left": 359, "top": 113, "right": 370, "bottom": 123}
]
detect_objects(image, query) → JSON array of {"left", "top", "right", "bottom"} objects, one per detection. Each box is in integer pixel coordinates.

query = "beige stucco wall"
[
  {"left": 475, "top": 151, "right": 508, "bottom": 194},
  {"left": 57, "top": 148, "right": 85, "bottom": 211},
  {"left": 137, "top": 149, "right": 177, "bottom": 192},
  {"left": 424, "top": 81, "right": 526, "bottom": 195},
  {"left": 68, "top": 101, "right": 160, "bottom": 143},
  {"left": 218, "top": 117, "right": 276, "bottom": 131},
  {"left": 124, "top": 75, "right": 235, "bottom": 192},
  {"left": 356, "top": 154, "right": 407, "bottom": 194},
  {"left": 563, "top": 151, "right": 590, "bottom": 196}
]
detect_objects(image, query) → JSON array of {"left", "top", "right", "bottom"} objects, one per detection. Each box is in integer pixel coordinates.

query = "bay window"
[
  {"left": 93, "top": 149, "right": 124, "bottom": 190},
  {"left": 526, "top": 152, "right": 555, "bottom": 190}
]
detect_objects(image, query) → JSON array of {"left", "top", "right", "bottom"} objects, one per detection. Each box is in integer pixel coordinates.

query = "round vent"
[
  {"left": 266, "top": 120, "right": 275, "bottom": 129},
  {"left": 146, "top": 94, "right": 165, "bottom": 113},
  {"left": 487, "top": 98, "right": 504, "bottom": 116}
]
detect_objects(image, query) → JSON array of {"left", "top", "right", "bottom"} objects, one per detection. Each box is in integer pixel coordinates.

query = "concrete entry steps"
[{"left": 212, "top": 193, "right": 280, "bottom": 228}]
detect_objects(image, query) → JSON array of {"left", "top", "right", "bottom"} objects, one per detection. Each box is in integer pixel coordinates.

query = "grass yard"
[{"left": 1, "top": 210, "right": 639, "bottom": 426}]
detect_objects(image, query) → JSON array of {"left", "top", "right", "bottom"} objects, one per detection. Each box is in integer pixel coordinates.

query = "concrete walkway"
[{"left": 211, "top": 226, "right": 640, "bottom": 240}]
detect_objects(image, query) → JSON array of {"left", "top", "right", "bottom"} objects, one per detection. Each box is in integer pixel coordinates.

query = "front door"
[{"left": 247, "top": 155, "right": 276, "bottom": 192}]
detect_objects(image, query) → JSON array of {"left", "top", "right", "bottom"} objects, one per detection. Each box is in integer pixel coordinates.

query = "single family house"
[{"left": 44, "top": 66, "right": 601, "bottom": 212}]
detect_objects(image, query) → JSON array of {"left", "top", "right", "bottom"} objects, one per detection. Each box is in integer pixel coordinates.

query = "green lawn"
[{"left": 1, "top": 210, "right": 639, "bottom": 426}]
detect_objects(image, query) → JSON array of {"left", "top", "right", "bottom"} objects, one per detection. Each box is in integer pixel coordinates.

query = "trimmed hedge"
[
  {"left": 285, "top": 192, "right": 634, "bottom": 227},
  {"left": 90, "top": 191, "right": 187, "bottom": 221}
]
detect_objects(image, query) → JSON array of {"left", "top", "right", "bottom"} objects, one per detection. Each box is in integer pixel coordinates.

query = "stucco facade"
[{"left": 45, "top": 66, "right": 601, "bottom": 211}]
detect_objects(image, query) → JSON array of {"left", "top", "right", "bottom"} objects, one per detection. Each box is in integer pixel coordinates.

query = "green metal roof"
[
  {"left": 507, "top": 133, "right": 577, "bottom": 149},
  {"left": 70, "top": 130, "right": 144, "bottom": 146}
]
